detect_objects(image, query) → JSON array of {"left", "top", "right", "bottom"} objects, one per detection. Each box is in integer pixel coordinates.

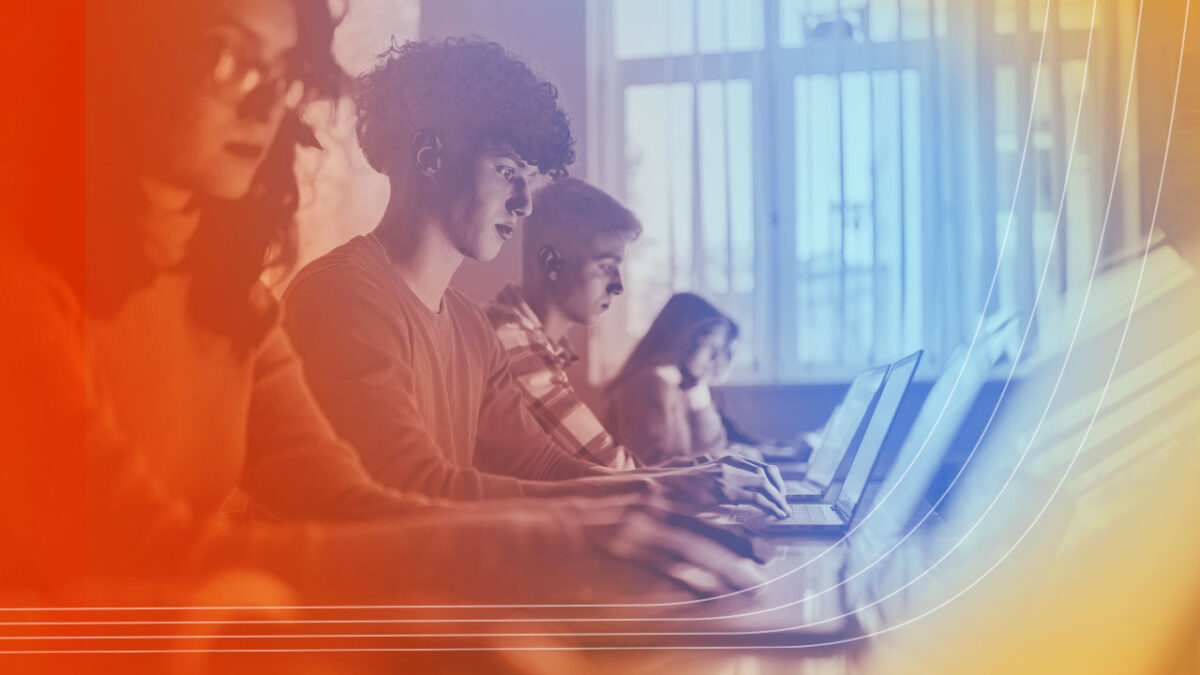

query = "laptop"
[
  {"left": 749, "top": 351, "right": 923, "bottom": 535},
  {"left": 780, "top": 365, "right": 889, "bottom": 502},
  {"left": 862, "top": 316, "right": 1018, "bottom": 541}
]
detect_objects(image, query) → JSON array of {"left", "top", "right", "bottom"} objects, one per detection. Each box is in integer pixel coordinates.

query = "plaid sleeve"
[{"left": 495, "top": 322, "right": 635, "bottom": 469}]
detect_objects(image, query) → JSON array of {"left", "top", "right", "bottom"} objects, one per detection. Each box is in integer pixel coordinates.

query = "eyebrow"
[
  {"left": 210, "top": 14, "right": 299, "bottom": 61},
  {"left": 210, "top": 15, "right": 262, "bottom": 44},
  {"left": 595, "top": 253, "right": 623, "bottom": 263},
  {"left": 496, "top": 154, "right": 534, "bottom": 173}
]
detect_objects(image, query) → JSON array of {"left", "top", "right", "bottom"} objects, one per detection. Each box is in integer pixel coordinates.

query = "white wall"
[{"left": 270, "top": 0, "right": 421, "bottom": 290}]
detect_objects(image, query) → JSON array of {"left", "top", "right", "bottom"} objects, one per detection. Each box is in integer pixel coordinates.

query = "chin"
[
  {"left": 474, "top": 243, "right": 504, "bottom": 262},
  {"left": 202, "top": 173, "right": 257, "bottom": 202}
]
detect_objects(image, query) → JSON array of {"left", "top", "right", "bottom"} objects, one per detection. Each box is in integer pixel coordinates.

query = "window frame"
[{"left": 586, "top": 0, "right": 1123, "bottom": 385}]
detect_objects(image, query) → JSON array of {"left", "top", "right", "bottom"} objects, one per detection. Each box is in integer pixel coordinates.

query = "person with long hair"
[
  {"left": 2, "top": 0, "right": 780, "bottom": 622},
  {"left": 606, "top": 293, "right": 743, "bottom": 466}
]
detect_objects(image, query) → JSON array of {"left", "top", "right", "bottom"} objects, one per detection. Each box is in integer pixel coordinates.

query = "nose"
[
  {"left": 506, "top": 178, "right": 532, "bottom": 218},
  {"left": 237, "top": 82, "right": 281, "bottom": 123},
  {"left": 607, "top": 272, "right": 624, "bottom": 296}
]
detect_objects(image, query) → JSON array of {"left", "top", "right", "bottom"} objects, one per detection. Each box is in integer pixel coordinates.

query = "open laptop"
[
  {"left": 745, "top": 351, "right": 923, "bottom": 535},
  {"left": 780, "top": 365, "right": 889, "bottom": 502},
  {"left": 861, "top": 316, "right": 1018, "bottom": 542}
]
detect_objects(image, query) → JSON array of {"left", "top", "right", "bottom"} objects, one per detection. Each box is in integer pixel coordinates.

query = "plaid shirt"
[{"left": 486, "top": 284, "right": 637, "bottom": 470}]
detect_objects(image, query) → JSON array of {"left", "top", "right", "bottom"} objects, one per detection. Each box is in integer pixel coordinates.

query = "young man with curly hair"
[{"left": 283, "top": 39, "right": 790, "bottom": 516}]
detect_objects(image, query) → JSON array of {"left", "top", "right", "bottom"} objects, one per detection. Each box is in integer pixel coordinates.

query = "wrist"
[{"left": 683, "top": 383, "right": 712, "bottom": 409}]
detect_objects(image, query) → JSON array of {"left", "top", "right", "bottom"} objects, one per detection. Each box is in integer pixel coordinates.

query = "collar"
[{"left": 494, "top": 283, "right": 579, "bottom": 366}]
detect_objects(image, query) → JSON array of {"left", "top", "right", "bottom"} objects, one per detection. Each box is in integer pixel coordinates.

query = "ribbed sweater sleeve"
[
  {"left": 283, "top": 263, "right": 528, "bottom": 500},
  {"left": 241, "top": 316, "right": 435, "bottom": 521},
  {"left": 0, "top": 242, "right": 610, "bottom": 604}
]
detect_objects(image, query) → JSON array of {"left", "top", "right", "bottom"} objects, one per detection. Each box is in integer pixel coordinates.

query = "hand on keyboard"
[
  {"left": 652, "top": 456, "right": 793, "bottom": 519},
  {"left": 575, "top": 496, "right": 771, "bottom": 597}
]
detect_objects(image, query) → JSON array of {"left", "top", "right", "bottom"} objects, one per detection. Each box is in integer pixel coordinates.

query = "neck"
[
  {"left": 521, "top": 279, "right": 573, "bottom": 340},
  {"left": 139, "top": 174, "right": 197, "bottom": 220},
  {"left": 375, "top": 190, "right": 464, "bottom": 312},
  {"left": 137, "top": 174, "right": 202, "bottom": 266}
]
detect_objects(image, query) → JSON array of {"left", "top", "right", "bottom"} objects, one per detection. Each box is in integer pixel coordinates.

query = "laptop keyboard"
[
  {"left": 717, "top": 504, "right": 842, "bottom": 527},
  {"left": 784, "top": 479, "right": 822, "bottom": 496}
]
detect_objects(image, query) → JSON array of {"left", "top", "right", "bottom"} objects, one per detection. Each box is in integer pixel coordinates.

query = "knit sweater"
[
  {"left": 0, "top": 224, "right": 598, "bottom": 605},
  {"left": 283, "top": 234, "right": 597, "bottom": 500}
]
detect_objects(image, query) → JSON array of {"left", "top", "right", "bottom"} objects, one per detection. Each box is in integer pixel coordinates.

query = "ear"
[
  {"left": 536, "top": 245, "right": 563, "bottom": 282},
  {"left": 411, "top": 129, "right": 443, "bottom": 179}
]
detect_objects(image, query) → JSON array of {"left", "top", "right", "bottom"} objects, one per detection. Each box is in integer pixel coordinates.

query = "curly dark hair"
[
  {"left": 85, "top": 0, "right": 344, "bottom": 348},
  {"left": 355, "top": 37, "right": 576, "bottom": 180}
]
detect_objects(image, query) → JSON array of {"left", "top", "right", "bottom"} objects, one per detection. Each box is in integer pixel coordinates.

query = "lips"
[
  {"left": 225, "top": 142, "right": 265, "bottom": 160},
  {"left": 495, "top": 223, "right": 515, "bottom": 241}
]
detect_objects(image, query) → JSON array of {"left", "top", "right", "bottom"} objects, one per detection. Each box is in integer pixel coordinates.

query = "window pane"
[
  {"left": 793, "top": 69, "right": 920, "bottom": 366},
  {"left": 842, "top": 72, "right": 875, "bottom": 360},
  {"left": 869, "top": 0, "right": 900, "bottom": 42},
  {"left": 697, "top": 0, "right": 765, "bottom": 53},
  {"left": 1061, "top": 0, "right": 1096, "bottom": 31},
  {"left": 727, "top": 81, "right": 756, "bottom": 294},
  {"left": 1031, "top": 61, "right": 1062, "bottom": 299},
  {"left": 1030, "top": 0, "right": 1050, "bottom": 32},
  {"left": 614, "top": 0, "right": 694, "bottom": 60},
  {"left": 699, "top": 82, "right": 731, "bottom": 293},
  {"left": 1060, "top": 59, "right": 1096, "bottom": 286},
  {"left": 624, "top": 84, "right": 694, "bottom": 336},
  {"left": 780, "top": 0, "right": 869, "bottom": 47},
  {"left": 794, "top": 74, "right": 841, "bottom": 266},
  {"left": 934, "top": 0, "right": 948, "bottom": 37},
  {"left": 782, "top": 0, "right": 942, "bottom": 46},
  {"left": 795, "top": 73, "right": 847, "bottom": 365},
  {"left": 995, "top": 0, "right": 1017, "bottom": 35},
  {"left": 994, "top": 65, "right": 1021, "bottom": 320},
  {"left": 615, "top": 0, "right": 764, "bottom": 58},
  {"left": 899, "top": 0, "right": 932, "bottom": 40},
  {"left": 901, "top": 70, "right": 923, "bottom": 350},
  {"left": 871, "top": 71, "right": 903, "bottom": 359},
  {"left": 697, "top": 79, "right": 756, "bottom": 296}
]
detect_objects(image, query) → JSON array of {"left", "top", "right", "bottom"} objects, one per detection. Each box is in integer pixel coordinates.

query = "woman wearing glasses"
[{"left": 28, "top": 0, "right": 768, "bottom": 611}]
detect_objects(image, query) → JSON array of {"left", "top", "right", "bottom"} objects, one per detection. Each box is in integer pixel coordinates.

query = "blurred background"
[{"left": 285, "top": 0, "right": 1185, "bottom": 448}]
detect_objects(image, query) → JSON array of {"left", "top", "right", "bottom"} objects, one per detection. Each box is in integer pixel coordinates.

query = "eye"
[{"left": 497, "top": 165, "right": 516, "bottom": 179}]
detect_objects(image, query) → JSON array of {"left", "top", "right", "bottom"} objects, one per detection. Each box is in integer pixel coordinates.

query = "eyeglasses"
[{"left": 193, "top": 33, "right": 309, "bottom": 110}]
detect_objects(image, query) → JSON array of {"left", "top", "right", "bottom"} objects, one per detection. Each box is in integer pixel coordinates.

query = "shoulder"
[
  {"left": 286, "top": 237, "right": 385, "bottom": 298},
  {"left": 444, "top": 287, "right": 494, "bottom": 332},
  {"left": 484, "top": 298, "right": 520, "bottom": 331},
  {"left": 490, "top": 316, "right": 526, "bottom": 351},
  {"left": 0, "top": 233, "right": 81, "bottom": 330},
  {"left": 284, "top": 237, "right": 393, "bottom": 315},
  {"left": 613, "top": 366, "right": 678, "bottom": 400}
]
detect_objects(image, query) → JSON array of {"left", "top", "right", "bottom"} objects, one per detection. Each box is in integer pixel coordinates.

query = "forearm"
[{"left": 517, "top": 473, "right": 652, "bottom": 499}]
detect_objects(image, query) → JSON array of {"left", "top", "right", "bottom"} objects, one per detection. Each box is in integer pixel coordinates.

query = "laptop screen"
[
  {"left": 805, "top": 365, "right": 889, "bottom": 489},
  {"left": 869, "top": 320, "right": 1015, "bottom": 536},
  {"left": 835, "top": 350, "right": 923, "bottom": 519}
]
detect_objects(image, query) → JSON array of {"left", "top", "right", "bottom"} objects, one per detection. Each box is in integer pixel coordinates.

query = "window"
[{"left": 587, "top": 0, "right": 1138, "bottom": 383}]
